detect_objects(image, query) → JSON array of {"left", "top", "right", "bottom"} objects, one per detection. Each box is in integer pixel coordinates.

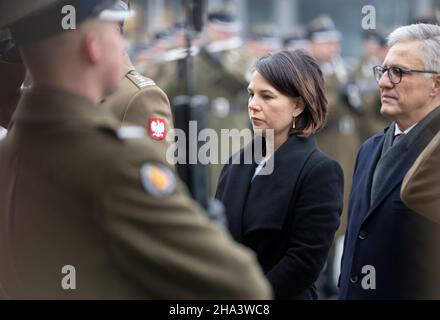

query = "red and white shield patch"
[{"left": 149, "top": 118, "right": 166, "bottom": 140}]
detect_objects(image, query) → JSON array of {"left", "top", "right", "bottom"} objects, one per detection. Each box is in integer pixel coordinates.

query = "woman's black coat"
[{"left": 216, "top": 135, "right": 344, "bottom": 299}]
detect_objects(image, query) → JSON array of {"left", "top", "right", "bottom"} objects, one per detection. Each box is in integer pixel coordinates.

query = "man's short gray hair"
[{"left": 388, "top": 23, "right": 440, "bottom": 74}]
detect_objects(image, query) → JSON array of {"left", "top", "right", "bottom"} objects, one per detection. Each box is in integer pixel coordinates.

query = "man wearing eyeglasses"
[{"left": 339, "top": 23, "right": 440, "bottom": 299}]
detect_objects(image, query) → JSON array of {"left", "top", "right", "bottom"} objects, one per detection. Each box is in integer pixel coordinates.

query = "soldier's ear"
[{"left": 83, "top": 32, "right": 100, "bottom": 64}]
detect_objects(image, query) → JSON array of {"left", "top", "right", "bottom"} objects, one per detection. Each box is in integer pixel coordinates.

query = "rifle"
[
  {"left": 172, "top": 0, "right": 226, "bottom": 225},
  {"left": 331, "top": 54, "right": 364, "bottom": 115}
]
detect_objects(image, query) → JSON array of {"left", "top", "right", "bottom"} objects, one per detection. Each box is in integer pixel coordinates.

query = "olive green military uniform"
[
  {"left": 307, "top": 15, "right": 362, "bottom": 237},
  {"left": 401, "top": 132, "right": 440, "bottom": 299},
  {"left": 165, "top": 47, "right": 250, "bottom": 194},
  {"left": 314, "top": 68, "right": 363, "bottom": 298},
  {"left": 222, "top": 46, "right": 252, "bottom": 83},
  {"left": 151, "top": 59, "right": 178, "bottom": 90},
  {"left": 0, "top": 88, "right": 272, "bottom": 299},
  {"left": 316, "top": 71, "right": 362, "bottom": 237},
  {"left": 149, "top": 47, "right": 191, "bottom": 90},
  {"left": 354, "top": 54, "right": 389, "bottom": 141},
  {"left": 101, "top": 54, "right": 174, "bottom": 144}
]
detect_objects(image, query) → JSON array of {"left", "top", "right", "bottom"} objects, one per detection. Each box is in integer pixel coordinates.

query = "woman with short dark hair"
[{"left": 216, "top": 50, "right": 343, "bottom": 299}]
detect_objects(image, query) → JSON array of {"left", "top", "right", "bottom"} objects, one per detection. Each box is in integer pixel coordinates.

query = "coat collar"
[
  {"left": 230, "top": 133, "right": 317, "bottom": 184},
  {"left": 364, "top": 107, "right": 440, "bottom": 220},
  {"left": 242, "top": 135, "right": 317, "bottom": 235},
  {"left": 252, "top": 134, "right": 317, "bottom": 184},
  {"left": 221, "top": 134, "right": 317, "bottom": 240}
]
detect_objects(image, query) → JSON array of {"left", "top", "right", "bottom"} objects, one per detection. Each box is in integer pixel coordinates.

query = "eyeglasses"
[{"left": 373, "top": 65, "right": 439, "bottom": 84}]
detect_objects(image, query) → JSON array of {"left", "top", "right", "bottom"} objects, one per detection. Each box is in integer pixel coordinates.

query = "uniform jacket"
[
  {"left": 0, "top": 88, "right": 272, "bottom": 299},
  {"left": 402, "top": 131, "right": 440, "bottom": 224},
  {"left": 339, "top": 107, "right": 440, "bottom": 299},
  {"left": 164, "top": 48, "right": 250, "bottom": 194},
  {"left": 101, "top": 55, "right": 173, "bottom": 143},
  {"left": 316, "top": 71, "right": 363, "bottom": 238},
  {"left": 216, "top": 135, "right": 343, "bottom": 299},
  {"left": 401, "top": 131, "right": 440, "bottom": 298}
]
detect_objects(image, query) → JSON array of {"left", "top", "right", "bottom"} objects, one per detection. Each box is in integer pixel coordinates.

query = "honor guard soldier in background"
[
  {"left": 203, "top": 11, "right": 249, "bottom": 84},
  {"left": 140, "top": 28, "right": 184, "bottom": 91},
  {"left": 165, "top": 10, "right": 250, "bottom": 194},
  {"left": 0, "top": 0, "right": 271, "bottom": 299},
  {"left": 307, "top": 15, "right": 363, "bottom": 298},
  {"left": 354, "top": 30, "right": 389, "bottom": 140},
  {"left": 283, "top": 27, "right": 310, "bottom": 53},
  {"left": 244, "top": 24, "right": 282, "bottom": 81},
  {"left": 100, "top": 0, "right": 174, "bottom": 145}
]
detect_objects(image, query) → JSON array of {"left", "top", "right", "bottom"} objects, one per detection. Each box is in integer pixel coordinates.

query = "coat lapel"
[
  {"left": 364, "top": 108, "right": 440, "bottom": 221},
  {"left": 362, "top": 133, "right": 386, "bottom": 209},
  {"left": 346, "top": 131, "right": 385, "bottom": 226},
  {"left": 242, "top": 136, "right": 316, "bottom": 235},
  {"left": 216, "top": 135, "right": 317, "bottom": 241},
  {"left": 216, "top": 142, "right": 256, "bottom": 242},
  {"left": 365, "top": 130, "right": 434, "bottom": 220}
]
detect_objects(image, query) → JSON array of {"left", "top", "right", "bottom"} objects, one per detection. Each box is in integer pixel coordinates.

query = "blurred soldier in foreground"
[
  {"left": 0, "top": 0, "right": 271, "bottom": 299},
  {"left": 401, "top": 132, "right": 440, "bottom": 299},
  {"left": 101, "top": 0, "right": 174, "bottom": 145},
  {"left": 307, "top": 15, "right": 363, "bottom": 298},
  {"left": 402, "top": 133, "right": 440, "bottom": 223}
]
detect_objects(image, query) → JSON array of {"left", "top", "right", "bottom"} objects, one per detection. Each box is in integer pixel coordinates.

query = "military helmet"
[
  {"left": 307, "top": 15, "right": 342, "bottom": 43},
  {"left": 1, "top": 0, "right": 133, "bottom": 44}
]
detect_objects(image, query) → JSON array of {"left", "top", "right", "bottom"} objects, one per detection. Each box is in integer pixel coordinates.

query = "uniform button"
[
  {"left": 358, "top": 230, "right": 368, "bottom": 240},
  {"left": 350, "top": 274, "right": 359, "bottom": 284}
]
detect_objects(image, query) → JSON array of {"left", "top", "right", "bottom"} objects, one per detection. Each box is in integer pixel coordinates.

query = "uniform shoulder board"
[
  {"left": 127, "top": 71, "right": 156, "bottom": 89},
  {"left": 116, "top": 126, "right": 146, "bottom": 140}
]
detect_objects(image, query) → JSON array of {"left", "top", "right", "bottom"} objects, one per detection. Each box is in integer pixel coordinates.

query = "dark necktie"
[{"left": 392, "top": 133, "right": 404, "bottom": 147}]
